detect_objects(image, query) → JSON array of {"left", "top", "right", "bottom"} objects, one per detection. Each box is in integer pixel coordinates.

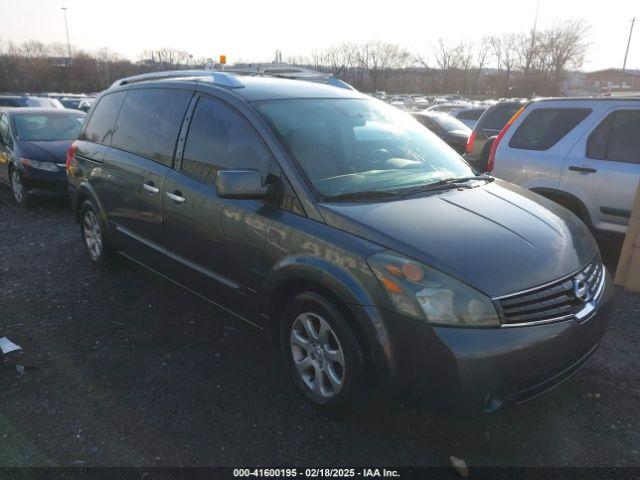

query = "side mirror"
[{"left": 215, "top": 170, "right": 268, "bottom": 199}]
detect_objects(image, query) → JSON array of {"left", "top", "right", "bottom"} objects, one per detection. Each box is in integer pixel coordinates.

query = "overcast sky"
[{"left": 1, "top": 0, "right": 638, "bottom": 71}]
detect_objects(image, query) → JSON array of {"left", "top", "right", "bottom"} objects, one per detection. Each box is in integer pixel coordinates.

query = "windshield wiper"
[
  {"left": 323, "top": 190, "right": 400, "bottom": 202},
  {"left": 400, "top": 175, "right": 493, "bottom": 198}
]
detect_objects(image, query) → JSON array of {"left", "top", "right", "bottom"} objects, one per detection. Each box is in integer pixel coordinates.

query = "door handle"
[
  {"left": 569, "top": 165, "right": 597, "bottom": 174},
  {"left": 142, "top": 182, "right": 159, "bottom": 194},
  {"left": 166, "top": 191, "right": 186, "bottom": 204}
]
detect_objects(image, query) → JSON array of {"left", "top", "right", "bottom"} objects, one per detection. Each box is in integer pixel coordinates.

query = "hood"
[
  {"left": 18, "top": 140, "right": 73, "bottom": 164},
  {"left": 319, "top": 179, "right": 598, "bottom": 297}
]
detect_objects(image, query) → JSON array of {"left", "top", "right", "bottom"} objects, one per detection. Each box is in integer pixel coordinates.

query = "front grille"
[{"left": 497, "top": 257, "right": 604, "bottom": 325}]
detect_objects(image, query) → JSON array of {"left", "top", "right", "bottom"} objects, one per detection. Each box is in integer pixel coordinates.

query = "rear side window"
[
  {"left": 588, "top": 110, "right": 640, "bottom": 164},
  {"left": 81, "top": 92, "right": 125, "bottom": 145},
  {"left": 111, "top": 89, "right": 191, "bottom": 166},
  {"left": 477, "top": 103, "right": 522, "bottom": 131},
  {"left": 608, "top": 110, "right": 640, "bottom": 164},
  {"left": 509, "top": 108, "right": 591, "bottom": 151},
  {"left": 180, "top": 96, "right": 273, "bottom": 186},
  {"left": 586, "top": 114, "right": 614, "bottom": 160}
]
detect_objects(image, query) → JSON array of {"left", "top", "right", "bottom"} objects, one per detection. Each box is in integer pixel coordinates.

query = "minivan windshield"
[
  {"left": 14, "top": 112, "right": 85, "bottom": 141},
  {"left": 257, "top": 98, "right": 474, "bottom": 200}
]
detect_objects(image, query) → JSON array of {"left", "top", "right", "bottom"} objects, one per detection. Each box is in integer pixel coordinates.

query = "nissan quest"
[{"left": 66, "top": 71, "right": 612, "bottom": 412}]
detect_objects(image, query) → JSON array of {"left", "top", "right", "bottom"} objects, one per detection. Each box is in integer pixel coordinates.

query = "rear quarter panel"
[{"left": 67, "top": 140, "right": 109, "bottom": 220}]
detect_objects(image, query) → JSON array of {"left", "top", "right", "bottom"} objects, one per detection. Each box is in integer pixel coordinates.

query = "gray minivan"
[{"left": 67, "top": 71, "right": 612, "bottom": 412}]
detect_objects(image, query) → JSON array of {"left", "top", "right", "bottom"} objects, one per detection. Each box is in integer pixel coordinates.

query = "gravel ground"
[{"left": 0, "top": 187, "right": 639, "bottom": 467}]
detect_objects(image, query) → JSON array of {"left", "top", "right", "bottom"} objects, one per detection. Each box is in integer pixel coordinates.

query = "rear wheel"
[
  {"left": 80, "top": 201, "right": 113, "bottom": 266},
  {"left": 281, "top": 291, "right": 369, "bottom": 412},
  {"left": 10, "top": 169, "right": 30, "bottom": 207}
]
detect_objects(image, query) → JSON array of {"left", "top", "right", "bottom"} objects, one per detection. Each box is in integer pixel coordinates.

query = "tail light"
[
  {"left": 487, "top": 105, "right": 527, "bottom": 173},
  {"left": 66, "top": 141, "right": 78, "bottom": 174},
  {"left": 465, "top": 131, "right": 476, "bottom": 154}
]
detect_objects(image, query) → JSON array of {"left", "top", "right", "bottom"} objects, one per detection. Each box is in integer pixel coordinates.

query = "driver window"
[{"left": 181, "top": 96, "right": 273, "bottom": 186}]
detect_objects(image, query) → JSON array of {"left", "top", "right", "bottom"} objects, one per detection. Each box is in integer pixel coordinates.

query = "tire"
[
  {"left": 10, "top": 168, "right": 31, "bottom": 207},
  {"left": 280, "top": 291, "right": 370, "bottom": 413},
  {"left": 79, "top": 200, "right": 113, "bottom": 266},
  {"left": 477, "top": 135, "right": 497, "bottom": 173}
]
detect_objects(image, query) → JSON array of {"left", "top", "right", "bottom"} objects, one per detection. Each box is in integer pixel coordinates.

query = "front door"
[{"left": 162, "top": 94, "right": 275, "bottom": 320}]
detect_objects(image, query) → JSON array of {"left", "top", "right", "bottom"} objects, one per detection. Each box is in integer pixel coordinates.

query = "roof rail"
[
  {"left": 226, "top": 64, "right": 356, "bottom": 91},
  {"left": 109, "top": 70, "right": 244, "bottom": 89}
]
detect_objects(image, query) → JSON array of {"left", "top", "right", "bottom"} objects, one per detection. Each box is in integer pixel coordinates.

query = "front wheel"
[
  {"left": 10, "top": 169, "right": 30, "bottom": 207},
  {"left": 280, "top": 292, "right": 370, "bottom": 412}
]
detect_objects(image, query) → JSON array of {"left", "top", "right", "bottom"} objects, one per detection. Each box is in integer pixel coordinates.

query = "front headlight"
[
  {"left": 20, "top": 158, "right": 59, "bottom": 172},
  {"left": 368, "top": 251, "right": 500, "bottom": 326}
]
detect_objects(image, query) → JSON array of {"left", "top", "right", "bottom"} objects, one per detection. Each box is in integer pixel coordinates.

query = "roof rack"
[
  {"left": 110, "top": 70, "right": 244, "bottom": 89},
  {"left": 224, "top": 63, "right": 356, "bottom": 90}
]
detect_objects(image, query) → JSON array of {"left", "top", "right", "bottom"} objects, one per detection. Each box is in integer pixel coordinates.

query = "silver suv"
[{"left": 489, "top": 97, "right": 640, "bottom": 235}]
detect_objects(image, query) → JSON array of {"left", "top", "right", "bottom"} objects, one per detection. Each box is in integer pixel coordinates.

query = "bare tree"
[
  {"left": 433, "top": 39, "right": 460, "bottom": 92},
  {"left": 490, "top": 33, "right": 518, "bottom": 96},
  {"left": 141, "top": 47, "right": 192, "bottom": 69},
  {"left": 434, "top": 38, "right": 460, "bottom": 71},
  {"left": 0, "top": 24, "right": 592, "bottom": 96},
  {"left": 364, "top": 41, "right": 412, "bottom": 90},
  {"left": 544, "top": 20, "right": 590, "bottom": 94},
  {"left": 471, "top": 37, "right": 491, "bottom": 94}
]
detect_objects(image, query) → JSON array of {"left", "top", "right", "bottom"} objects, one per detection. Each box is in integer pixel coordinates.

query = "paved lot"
[{"left": 1, "top": 188, "right": 639, "bottom": 467}]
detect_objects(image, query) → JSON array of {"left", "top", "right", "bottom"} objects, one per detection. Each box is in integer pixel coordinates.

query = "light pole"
[
  {"left": 61, "top": 7, "right": 71, "bottom": 61},
  {"left": 524, "top": 0, "right": 540, "bottom": 93},
  {"left": 619, "top": 17, "right": 636, "bottom": 90},
  {"left": 622, "top": 17, "right": 636, "bottom": 75}
]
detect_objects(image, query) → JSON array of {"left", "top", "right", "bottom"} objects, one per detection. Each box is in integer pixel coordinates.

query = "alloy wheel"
[
  {"left": 11, "top": 170, "right": 24, "bottom": 203},
  {"left": 290, "top": 312, "right": 346, "bottom": 399},
  {"left": 83, "top": 210, "right": 103, "bottom": 261}
]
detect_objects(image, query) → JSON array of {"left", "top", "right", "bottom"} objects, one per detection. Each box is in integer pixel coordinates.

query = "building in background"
[{"left": 585, "top": 68, "right": 640, "bottom": 93}]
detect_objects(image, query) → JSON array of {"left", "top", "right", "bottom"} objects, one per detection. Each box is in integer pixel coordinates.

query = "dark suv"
[
  {"left": 67, "top": 71, "right": 612, "bottom": 412},
  {"left": 464, "top": 100, "right": 527, "bottom": 169}
]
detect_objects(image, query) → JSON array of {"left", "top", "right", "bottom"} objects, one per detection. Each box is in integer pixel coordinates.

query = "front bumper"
[
  {"left": 351, "top": 270, "right": 613, "bottom": 412},
  {"left": 22, "top": 167, "right": 67, "bottom": 196}
]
